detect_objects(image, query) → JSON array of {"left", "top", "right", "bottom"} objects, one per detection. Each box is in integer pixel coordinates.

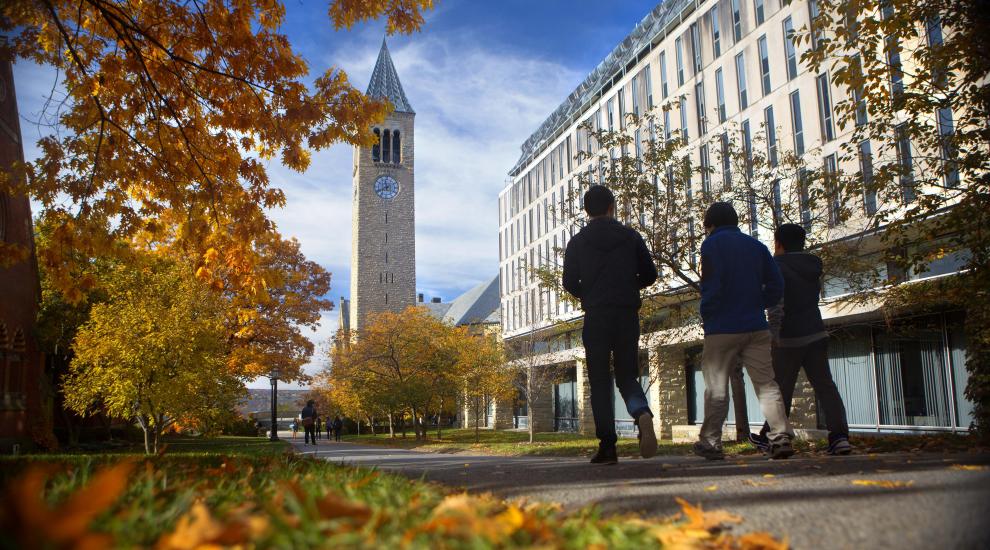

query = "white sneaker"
[{"left": 637, "top": 412, "right": 658, "bottom": 459}]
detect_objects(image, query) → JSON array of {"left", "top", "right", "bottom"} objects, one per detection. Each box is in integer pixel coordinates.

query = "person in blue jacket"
[{"left": 695, "top": 202, "right": 794, "bottom": 460}]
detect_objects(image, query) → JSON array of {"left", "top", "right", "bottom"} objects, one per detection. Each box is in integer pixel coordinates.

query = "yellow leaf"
[
  {"left": 704, "top": 484, "right": 718, "bottom": 492},
  {"left": 762, "top": 473, "right": 776, "bottom": 478},
  {"left": 851, "top": 479, "right": 914, "bottom": 489},
  {"left": 950, "top": 464, "right": 988, "bottom": 471}
]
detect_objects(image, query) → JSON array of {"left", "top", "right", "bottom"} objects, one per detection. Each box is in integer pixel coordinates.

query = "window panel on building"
[
  {"left": 720, "top": 132, "right": 732, "bottom": 189},
  {"left": 783, "top": 16, "right": 798, "bottom": 81},
  {"left": 896, "top": 123, "right": 915, "bottom": 202},
  {"left": 754, "top": 0, "right": 765, "bottom": 25},
  {"left": 731, "top": 0, "right": 742, "bottom": 42},
  {"left": 825, "top": 153, "right": 839, "bottom": 226},
  {"left": 710, "top": 5, "right": 722, "bottom": 58},
  {"left": 700, "top": 143, "right": 712, "bottom": 195},
  {"left": 808, "top": 0, "right": 822, "bottom": 49},
  {"left": 798, "top": 167, "right": 811, "bottom": 229},
  {"left": 790, "top": 90, "right": 805, "bottom": 155},
  {"left": 675, "top": 36, "right": 685, "bottom": 87},
  {"left": 938, "top": 107, "right": 960, "bottom": 187},
  {"left": 735, "top": 52, "right": 748, "bottom": 110},
  {"left": 859, "top": 140, "right": 877, "bottom": 215},
  {"left": 764, "top": 105, "right": 777, "bottom": 167},
  {"left": 680, "top": 96, "right": 689, "bottom": 141},
  {"left": 690, "top": 21, "right": 703, "bottom": 75},
  {"left": 715, "top": 67, "right": 727, "bottom": 123},
  {"left": 816, "top": 72, "right": 835, "bottom": 142},
  {"left": 758, "top": 35, "right": 771, "bottom": 96},
  {"left": 659, "top": 51, "right": 670, "bottom": 99},
  {"left": 695, "top": 80, "right": 707, "bottom": 135}
]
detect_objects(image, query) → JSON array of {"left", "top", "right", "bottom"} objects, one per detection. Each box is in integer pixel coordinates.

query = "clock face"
[{"left": 374, "top": 175, "right": 399, "bottom": 200}]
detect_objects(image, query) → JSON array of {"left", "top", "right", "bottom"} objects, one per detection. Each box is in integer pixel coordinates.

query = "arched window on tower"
[
  {"left": 372, "top": 128, "right": 381, "bottom": 162},
  {"left": 382, "top": 129, "right": 392, "bottom": 163},
  {"left": 392, "top": 130, "right": 401, "bottom": 164}
]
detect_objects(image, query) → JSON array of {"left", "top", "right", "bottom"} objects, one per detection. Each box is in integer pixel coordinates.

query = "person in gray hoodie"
[
  {"left": 751, "top": 224, "right": 852, "bottom": 455},
  {"left": 563, "top": 185, "right": 659, "bottom": 465}
]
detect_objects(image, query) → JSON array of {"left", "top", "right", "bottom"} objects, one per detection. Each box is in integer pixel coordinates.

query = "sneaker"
[
  {"left": 693, "top": 440, "right": 725, "bottom": 460},
  {"left": 768, "top": 439, "right": 795, "bottom": 460},
  {"left": 637, "top": 412, "right": 658, "bottom": 459},
  {"left": 748, "top": 432, "right": 770, "bottom": 453},
  {"left": 590, "top": 446, "right": 618, "bottom": 465},
  {"left": 827, "top": 437, "right": 853, "bottom": 456}
]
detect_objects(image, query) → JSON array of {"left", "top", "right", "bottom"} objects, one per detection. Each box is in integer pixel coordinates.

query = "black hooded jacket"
[
  {"left": 770, "top": 252, "right": 827, "bottom": 339},
  {"left": 562, "top": 218, "right": 658, "bottom": 311}
]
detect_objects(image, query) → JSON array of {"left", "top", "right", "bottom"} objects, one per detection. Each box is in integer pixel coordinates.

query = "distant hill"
[{"left": 237, "top": 388, "right": 311, "bottom": 418}]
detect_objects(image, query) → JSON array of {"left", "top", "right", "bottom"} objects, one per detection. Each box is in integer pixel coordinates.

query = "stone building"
[
  {"left": 498, "top": 0, "right": 974, "bottom": 440},
  {"left": 349, "top": 38, "right": 417, "bottom": 332},
  {"left": 0, "top": 59, "right": 50, "bottom": 451}
]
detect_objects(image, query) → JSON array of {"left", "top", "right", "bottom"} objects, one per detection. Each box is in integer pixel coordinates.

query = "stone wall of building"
[
  {"left": 528, "top": 365, "right": 555, "bottom": 433},
  {"left": 788, "top": 370, "right": 819, "bottom": 430},
  {"left": 652, "top": 347, "right": 690, "bottom": 440},
  {"left": 574, "top": 359, "right": 595, "bottom": 435}
]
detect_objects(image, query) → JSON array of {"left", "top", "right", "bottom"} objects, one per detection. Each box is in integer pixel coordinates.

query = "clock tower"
[{"left": 350, "top": 38, "right": 416, "bottom": 332}]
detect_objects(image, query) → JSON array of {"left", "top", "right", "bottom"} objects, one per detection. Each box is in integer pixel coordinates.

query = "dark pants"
[
  {"left": 304, "top": 425, "right": 316, "bottom": 444},
  {"left": 327, "top": 427, "right": 332, "bottom": 439},
  {"left": 583, "top": 308, "right": 651, "bottom": 448},
  {"left": 761, "top": 338, "right": 849, "bottom": 442},
  {"left": 334, "top": 428, "right": 342, "bottom": 442}
]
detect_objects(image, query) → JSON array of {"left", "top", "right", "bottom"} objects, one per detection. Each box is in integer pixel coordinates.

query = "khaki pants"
[{"left": 700, "top": 330, "right": 793, "bottom": 448}]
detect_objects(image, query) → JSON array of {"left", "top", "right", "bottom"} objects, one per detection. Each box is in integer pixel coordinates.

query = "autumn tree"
[
  {"left": 458, "top": 330, "right": 514, "bottom": 442},
  {"left": 503, "top": 329, "right": 573, "bottom": 444},
  {"left": 63, "top": 255, "right": 242, "bottom": 454},
  {"left": 803, "top": 0, "right": 990, "bottom": 432},
  {"left": 0, "top": 0, "right": 432, "bottom": 301}
]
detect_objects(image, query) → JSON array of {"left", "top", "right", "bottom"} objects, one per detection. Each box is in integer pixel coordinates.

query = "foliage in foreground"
[{"left": 0, "top": 447, "right": 784, "bottom": 549}]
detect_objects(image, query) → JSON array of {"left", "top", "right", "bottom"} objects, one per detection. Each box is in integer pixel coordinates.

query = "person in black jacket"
[
  {"left": 751, "top": 224, "right": 852, "bottom": 455},
  {"left": 563, "top": 185, "right": 659, "bottom": 465},
  {"left": 300, "top": 400, "right": 318, "bottom": 445}
]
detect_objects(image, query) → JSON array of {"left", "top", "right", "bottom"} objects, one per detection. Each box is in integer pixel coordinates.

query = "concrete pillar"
[
  {"left": 528, "top": 365, "right": 555, "bottom": 433},
  {"left": 574, "top": 359, "right": 595, "bottom": 436},
  {"left": 652, "top": 346, "right": 690, "bottom": 440},
  {"left": 493, "top": 397, "right": 514, "bottom": 430}
]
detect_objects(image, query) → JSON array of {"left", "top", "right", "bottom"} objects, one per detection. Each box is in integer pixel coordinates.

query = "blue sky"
[{"left": 13, "top": 0, "right": 658, "bottom": 387}]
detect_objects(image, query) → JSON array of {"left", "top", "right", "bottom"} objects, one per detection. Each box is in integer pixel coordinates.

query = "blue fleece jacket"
[{"left": 699, "top": 226, "right": 784, "bottom": 335}]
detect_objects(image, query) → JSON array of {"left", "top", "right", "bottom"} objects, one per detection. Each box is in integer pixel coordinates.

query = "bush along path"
[{"left": 0, "top": 445, "right": 786, "bottom": 549}]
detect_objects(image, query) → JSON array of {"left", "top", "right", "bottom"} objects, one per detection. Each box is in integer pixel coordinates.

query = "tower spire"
[{"left": 366, "top": 36, "right": 414, "bottom": 113}]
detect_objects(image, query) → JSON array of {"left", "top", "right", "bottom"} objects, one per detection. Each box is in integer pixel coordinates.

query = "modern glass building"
[{"left": 497, "top": 0, "right": 974, "bottom": 438}]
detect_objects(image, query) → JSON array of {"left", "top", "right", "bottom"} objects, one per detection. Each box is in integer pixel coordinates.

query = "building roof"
[
  {"left": 424, "top": 274, "right": 501, "bottom": 326},
  {"left": 366, "top": 37, "right": 414, "bottom": 114},
  {"left": 509, "top": 0, "right": 694, "bottom": 176}
]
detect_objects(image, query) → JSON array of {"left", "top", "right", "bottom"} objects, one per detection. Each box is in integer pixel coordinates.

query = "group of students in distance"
[
  {"left": 295, "top": 400, "right": 343, "bottom": 445},
  {"left": 561, "top": 185, "right": 852, "bottom": 464}
]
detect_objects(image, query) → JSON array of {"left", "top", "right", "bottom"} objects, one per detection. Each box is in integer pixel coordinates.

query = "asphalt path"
[{"left": 288, "top": 437, "right": 990, "bottom": 549}]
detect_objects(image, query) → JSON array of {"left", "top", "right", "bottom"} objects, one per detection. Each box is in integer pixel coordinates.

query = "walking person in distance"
[
  {"left": 562, "top": 185, "right": 659, "bottom": 465},
  {"left": 301, "top": 400, "right": 318, "bottom": 446},
  {"left": 750, "top": 223, "right": 853, "bottom": 455},
  {"left": 695, "top": 202, "right": 795, "bottom": 460}
]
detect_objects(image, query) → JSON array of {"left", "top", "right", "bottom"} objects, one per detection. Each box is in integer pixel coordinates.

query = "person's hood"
[
  {"left": 580, "top": 218, "right": 630, "bottom": 252},
  {"left": 776, "top": 252, "right": 823, "bottom": 283}
]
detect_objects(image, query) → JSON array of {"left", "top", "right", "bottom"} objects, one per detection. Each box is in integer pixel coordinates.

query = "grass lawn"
[
  {"left": 341, "top": 428, "right": 983, "bottom": 458},
  {"left": 0, "top": 435, "right": 781, "bottom": 549}
]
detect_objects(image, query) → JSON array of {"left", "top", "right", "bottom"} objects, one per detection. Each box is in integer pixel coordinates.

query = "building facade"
[
  {"left": 350, "top": 39, "right": 417, "bottom": 332},
  {"left": 0, "top": 59, "right": 50, "bottom": 451},
  {"left": 498, "top": 0, "right": 974, "bottom": 439}
]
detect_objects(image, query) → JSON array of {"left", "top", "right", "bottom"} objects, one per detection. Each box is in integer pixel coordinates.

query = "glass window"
[
  {"left": 644, "top": 66, "right": 654, "bottom": 109},
  {"left": 783, "top": 16, "right": 798, "bottom": 81},
  {"left": 695, "top": 80, "right": 707, "bottom": 135},
  {"left": 680, "top": 96, "right": 689, "bottom": 141},
  {"left": 659, "top": 51, "right": 669, "bottom": 99},
  {"left": 896, "top": 123, "right": 914, "bottom": 202},
  {"left": 607, "top": 98, "right": 615, "bottom": 131},
  {"left": 715, "top": 68, "right": 727, "bottom": 123},
  {"left": 827, "top": 328, "right": 879, "bottom": 427},
  {"left": 710, "top": 5, "right": 722, "bottom": 58},
  {"left": 875, "top": 325, "right": 953, "bottom": 427},
  {"left": 824, "top": 153, "right": 839, "bottom": 226},
  {"left": 938, "top": 107, "right": 960, "bottom": 187},
  {"left": 809, "top": 0, "right": 822, "bottom": 49},
  {"left": 790, "top": 90, "right": 804, "bottom": 155},
  {"left": 631, "top": 75, "right": 640, "bottom": 116},
  {"left": 675, "top": 37, "right": 685, "bottom": 87},
  {"left": 887, "top": 36, "right": 904, "bottom": 101},
  {"left": 758, "top": 35, "right": 771, "bottom": 96},
  {"left": 735, "top": 52, "right": 748, "bottom": 110},
  {"left": 816, "top": 73, "right": 835, "bottom": 142},
  {"left": 852, "top": 55, "right": 868, "bottom": 127},
  {"left": 700, "top": 143, "right": 711, "bottom": 195},
  {"left": 731, "top": 0, "right": 742, "bottom": 42},
  {"left": 392, "top": 130, "right": 401, "bottom": 163},
  {"left": 372, "top": 128, "right": 381, "bottom": 161},
  {"left": 618, "top": 90, "right": 626, "bottom": 130},
  {"left": 859, "top": 140, "right": 877, "bottom": 215},
  {"left": 690, "top": 22, "right": 703, "bottom": 74},
  {"left": 663, "top": 110, "right": 672, "bottom": 141},
  {"left": 798, "top": 168, "right": 811, "bottom": 229},
  {"left": 754, "top": 0, "right": 765, "bottom": 25},
  {"left": 741, "top": 119, "right": 752, "bottom": 181},
  {"left": 382, "top": 129, "right": 391, "bottom": 163},
  {"left": 765, "top": 105, "right": 777, "bottom": 167},
  {"left": 720, "top": 132, "right": 731, "bottom": 189}
]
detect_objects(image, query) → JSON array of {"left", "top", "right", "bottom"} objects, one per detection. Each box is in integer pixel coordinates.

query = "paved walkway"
[{"left": 288, "top": 438, "right": 990, "bottom": 550}]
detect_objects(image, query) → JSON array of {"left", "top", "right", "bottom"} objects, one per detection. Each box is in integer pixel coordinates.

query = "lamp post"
[{"left": 269, "top": 367, "right": 280, "bottom": 441}]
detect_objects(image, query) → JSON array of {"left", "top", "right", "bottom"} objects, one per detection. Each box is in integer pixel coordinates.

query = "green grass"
[
  {"left": 340, "top": 428, "right": 757, "bottom": 457},
  {"left": 14, "top": 434, "right": 292, "bottom": 459},
  {"left": 0, "top": 436, "right": 775, "bottom": 549}
]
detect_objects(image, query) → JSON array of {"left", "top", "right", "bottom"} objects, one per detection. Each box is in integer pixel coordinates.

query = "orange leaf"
[
  {"left": 50, "top": 461, "right": 135, "bottom": 543},
  {"left": 851, "top": 479, "right": 914, "bottom": 489}
]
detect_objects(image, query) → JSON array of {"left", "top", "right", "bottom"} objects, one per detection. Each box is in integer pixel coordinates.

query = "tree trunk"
[
  {"left": 411, "top": 407, "right": 420, "bottom": 440},
  {"left": 527, "top": 375, "right": 535, "bottom": 444},
  {"left": 389, "top": 413, "right": 395, "bottom": 438},
  {"left": 437, "top": 397, "right": 444, "bottom": 440},
  {"left": 474, "top": 396, "right": 481, "bottom": 443},
  {"left": 369, "top": 416, "right": 376, "bottom": 436}
]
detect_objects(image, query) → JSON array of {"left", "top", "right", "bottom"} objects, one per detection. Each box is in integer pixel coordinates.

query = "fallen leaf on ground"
[
  {"left": 737, "top": 531, "right": 790, "bottom": 550},
  {"left": 950, "top": 464, "right": 988, "bottom": 472},
  {"left": 762, "top": 474, "right": 775, "bottom": 478},
  {"left": 674, "top": 497, "right": 741, "bottom": 530},
  {"left": 704, "top": 484, "right": 718, "bottom": 492},
  {"left": 851, "top": 479, "right": 914, "bottom": 489},
  {"left": 742, "top": 479, "right": 777, "bottom": 487}
]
